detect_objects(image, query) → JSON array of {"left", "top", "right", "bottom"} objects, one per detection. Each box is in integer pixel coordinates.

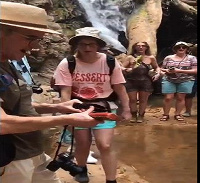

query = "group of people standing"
[{"left": 121, "top": 41, "right": 197, "bottom": 123}]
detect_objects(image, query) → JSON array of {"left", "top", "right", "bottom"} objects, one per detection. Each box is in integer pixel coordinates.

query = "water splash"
[{"left": 78, "top": 0, "right": 127, "bottom": 53}]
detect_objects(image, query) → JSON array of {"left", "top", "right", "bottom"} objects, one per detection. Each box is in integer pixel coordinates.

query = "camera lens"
[
  {"left": 46, "top": 160, "right": 61, "bottom": 172},
  {"left": 46, "top": 152, "right": 86, "bottom": 177}
]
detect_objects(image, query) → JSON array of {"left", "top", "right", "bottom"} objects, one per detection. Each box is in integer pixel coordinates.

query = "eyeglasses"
[
  {"left": 176, "top": 45, "right": 187, "bottom": 49},
  {"left": 13, "top": 31, "right": 42, "bottom": 45},
  {"left": 78, "top": 42, "right": 98, "bottom": 48}
]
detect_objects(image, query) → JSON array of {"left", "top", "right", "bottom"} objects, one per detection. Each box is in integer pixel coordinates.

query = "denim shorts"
[
  {"left": 75, "top": 110, "right": 117, "bottom": 130},
  {"left": 162, "top": 79, "right": 194, "bottom": 94}
]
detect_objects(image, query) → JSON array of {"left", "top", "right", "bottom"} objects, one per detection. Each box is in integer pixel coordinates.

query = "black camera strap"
[{"left": 53, "top": 125, "right": 75, "bottom": 160}]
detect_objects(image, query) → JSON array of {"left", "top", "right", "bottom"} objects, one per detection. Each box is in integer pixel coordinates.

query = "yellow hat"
[{"left": 0, "top": 1, "right": 61, "bottom": 34}]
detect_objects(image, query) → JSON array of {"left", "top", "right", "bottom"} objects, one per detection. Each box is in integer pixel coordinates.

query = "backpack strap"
[
  {"left": 67, "top": 55, "right": 76, "bottom": 75},
  {"left": 106, "top": 55, "right": 115, "bottom": 76},
  {"left": 105, "top": 55, "right": 118, "bottom": 102},
  {"left": 67, "top": 54, "right": 115, "bottom": 76}
]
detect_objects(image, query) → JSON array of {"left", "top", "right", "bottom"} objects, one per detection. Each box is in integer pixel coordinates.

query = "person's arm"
[
  {"left": 160, "top": 56, "right": 170, "bottom": 74},
  {"left": 150, "top": 56, "right": 161, "bottom": 81},
  {"left": 122, "top": 56, "right": 137, "bottom": 72},
  {"left": 168, "top": 56, "right": 197, "bottom": 75},
  {"left": 150, "top": 56, "right": 161, "bottom": 74},
  {"left": 112, "top": 84, "right": 132, "bottom": 120},
  {"left": 169, "top": 66, "right": 197, "bottom": 74},
  {"left": 181, "top": 0, "right": 197, "bottom": 6},
  {"left": 32, "top": 98, "right": 82, "bottom": 114},
  {"left": 122, "top": 56, "right": 132, "bottom": 68},
  {"left": 60, "top": 86, "right": 72, "bottom": 102},
  {"left": 0, "top": 106, "right": 101, "bottom": 135}
]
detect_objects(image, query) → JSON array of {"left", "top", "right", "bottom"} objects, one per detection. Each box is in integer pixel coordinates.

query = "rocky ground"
[{"left": 33, "top": 85, "right": 197, "bottom": 183}]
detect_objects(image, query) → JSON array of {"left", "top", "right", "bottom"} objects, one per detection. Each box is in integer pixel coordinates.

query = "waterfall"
[{"left": 77, "top": 0, "right": 128, "bottom": 53}]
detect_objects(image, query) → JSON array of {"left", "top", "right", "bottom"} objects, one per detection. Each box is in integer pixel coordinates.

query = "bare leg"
[
  {"left": 184, "top": 97, "right": 193, "bottom": 113},
  {"left": 138, "top": 91, "right": 151, "bottom": 116},
  {"left": 74, "top": 129, "right": 92, "bottom": 166},
  {"left": 163, "top": 93, "right": 175, "bottom": 115},
  {"left": 93, "top": 129, "right": 117, "bottom": 181},
  {"left": 175, "top": 93, "right": 186, "bottom": 115},
  {"left": 127, "top": 91, "right": 138, "bottom": 113}
]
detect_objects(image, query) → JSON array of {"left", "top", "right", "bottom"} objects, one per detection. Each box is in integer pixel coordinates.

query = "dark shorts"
[
  {"left": 186, "top": 80, "right": 197, "bottom": 98},
  {"left": 124, "top": 79, "right": 153, "bottom": 93}
]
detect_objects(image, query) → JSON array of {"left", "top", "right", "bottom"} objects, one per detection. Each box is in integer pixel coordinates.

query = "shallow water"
[{"left": 114, "top": 95, "right": 197, "bottom": 183}]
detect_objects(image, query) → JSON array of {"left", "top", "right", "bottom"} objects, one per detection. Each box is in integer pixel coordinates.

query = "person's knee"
[
  {"left": 164, "top": 96, "right": 173, "bottom": 102},
  {"left": 97, "top": 142, "right": 112, "bottom": 152},
  {"left": 176, "top": 96, "right": 185, "bottom": 102}
]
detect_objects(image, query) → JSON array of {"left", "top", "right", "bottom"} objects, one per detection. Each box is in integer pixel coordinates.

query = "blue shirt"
[{"left": 11, "top": 56, "right": 33, "bottom": 86}]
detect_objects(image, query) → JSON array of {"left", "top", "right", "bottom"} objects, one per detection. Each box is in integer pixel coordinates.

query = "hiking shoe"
[
  {"left": 74, "top": 172, "right": 89, "bottom": 183},
  {"left": 137, "top": 115, "right": 144, "bottom": 123},
  {"left": 182, "top": 112, "right": 191, "bottom": 117},
  {"left": 130, "top": 111, "right": 137, "bottom": 123},
  {"left": 130, "top": 116, "right": 137, "bottom": 123}
]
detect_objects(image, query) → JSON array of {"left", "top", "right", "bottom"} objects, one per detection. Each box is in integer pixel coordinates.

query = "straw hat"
[
  {"left": 0, "top": 1, "right": 61, "bottom": 34},
  {"left": 69, "top": 27, "right": 106, "bottom": 47},
  {"left": 172, "top": 41, "right": 189, "bottom": 51}
]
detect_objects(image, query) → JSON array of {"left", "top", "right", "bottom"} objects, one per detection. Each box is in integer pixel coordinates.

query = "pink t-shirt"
[{"left": 54, "top": 53, "right": 126, "bottom": 100}]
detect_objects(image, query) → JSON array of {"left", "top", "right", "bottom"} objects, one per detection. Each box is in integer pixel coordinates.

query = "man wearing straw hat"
[{"left": 0, "top": 1, "right": 102, "bottom": 182}]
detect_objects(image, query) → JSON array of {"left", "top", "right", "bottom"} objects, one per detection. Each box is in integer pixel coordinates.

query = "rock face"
[
  {"left": 126, "top": 0, "right": 162, "bottom": 56},
  {"left": 3, "top": 0, "right": 197, "bottom": 84}
]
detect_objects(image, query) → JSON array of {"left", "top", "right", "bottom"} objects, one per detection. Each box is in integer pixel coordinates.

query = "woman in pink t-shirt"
[{"left": 54, "top": 27, "right": 131, "bottom": 183}]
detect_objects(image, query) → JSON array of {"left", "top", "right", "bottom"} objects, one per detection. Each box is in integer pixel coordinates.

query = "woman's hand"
[
  {"left": 121, "top": 110, "right": 132, "bottom": 121},
  {"left": 67, "top": 106, "right": 103, "bottom": 127},
  {"left": 129, "top": 59, "right": 137, "bottom": 67},
  {"left": 152, "top": 73, "right": 160, "bottom": 81},
  {"left": 168, "top": 68, "right": 181, "bottom": 74},
  {"left": 161, "top": 68, "right": 180, "bottom": 74},
  {"left": 124, "top": 67, "right": 133, "bottom": 73},
  {"left": 161, "top": 68, "right": 168, "bottom": 73}
]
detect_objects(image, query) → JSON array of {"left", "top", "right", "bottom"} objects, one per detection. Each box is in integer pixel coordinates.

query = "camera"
[
  {"left": 46, "top": 152, "right": 85, "bottom": 177},
  {"left": 73, "top": 102, "right": 110, "bottom": 112},
  {"left": 31, "top": 85, "right": 43, "bottom": 94},
  {"left": 168, "top": 66, "right": 175, "bottom": 71}
]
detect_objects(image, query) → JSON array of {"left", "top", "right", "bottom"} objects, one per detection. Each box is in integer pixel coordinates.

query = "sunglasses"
[{"left": 176, "top": 45, "right": 188, "bottom": 49}]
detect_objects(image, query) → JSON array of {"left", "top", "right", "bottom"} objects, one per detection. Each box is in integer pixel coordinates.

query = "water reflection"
[{"left": 114, "top": 125, "right": 197, "bottom": 183}]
